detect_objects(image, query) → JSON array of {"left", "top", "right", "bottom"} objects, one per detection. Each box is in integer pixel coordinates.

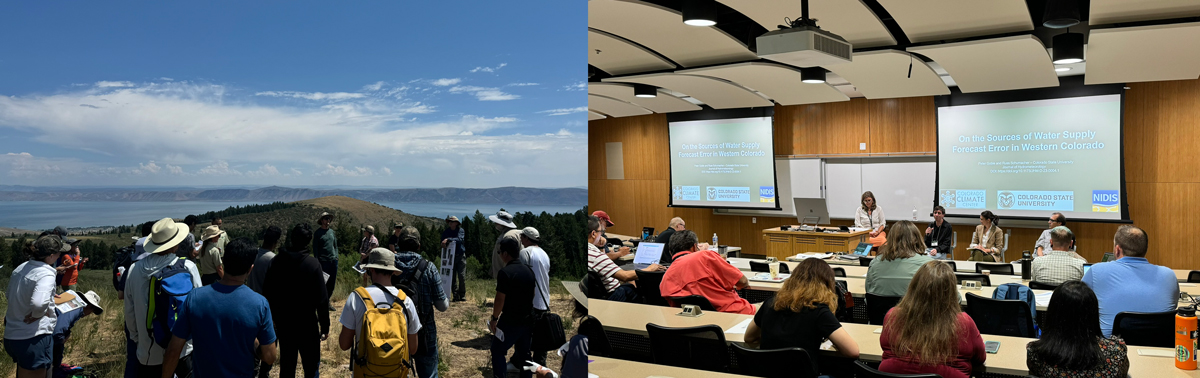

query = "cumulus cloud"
[
  {"left": 138, "top": 161, "right": 162, "bottom": 174},
  {"left": 362, "top": 81, "right": 385, "bottom": 91},
  {"left": 448, "top": 86, "right": 520, "bottom": 101},
  {"left": 197, "top": 161, "right": 241, "bottom": 176},
  {"left": 246, "top": 164, "right": 280, "bottom": 177},
  {"left": 536, "top": 107, "right": 588, "bottom": 116},
  {"left": 255, "top": 91, "right": 366, "bottom": 101},
  {"left": 469, "top": 63, "right": 507, "bottom": 73},
  {"left": 381, "top": 167, "right": 392, "bottom": 176},
  {"left": 316, "top": 165, "right": 374, "bottom": 177},
  {"left": 166, "top": 164, "right": 183, "bottom": 175},
  {"left": 431, "top": 78, "right": 461, "bottom": 87}
]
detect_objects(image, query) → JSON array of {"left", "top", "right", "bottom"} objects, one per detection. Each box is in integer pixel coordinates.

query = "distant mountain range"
[{"left": 0, "top": 186, "right": 587, "bottom": 206}]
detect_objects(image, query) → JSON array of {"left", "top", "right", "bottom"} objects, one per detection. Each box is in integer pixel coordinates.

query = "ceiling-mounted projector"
[{"left": 756, "top": 24, "right": 852, "bottom": 68}]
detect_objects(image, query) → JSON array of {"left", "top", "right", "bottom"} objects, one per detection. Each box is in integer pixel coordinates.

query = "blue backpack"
[
  {"left": 147, "top": 257, "right": 195, "bottom": 348},
  {"left": 992, "top": 283, "right": 1039, "bottom": 333}
]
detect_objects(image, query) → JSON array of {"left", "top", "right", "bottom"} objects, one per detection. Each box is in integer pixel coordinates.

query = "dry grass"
[{"left": 0, "top": 269, "right": 577, "bottom": 378}]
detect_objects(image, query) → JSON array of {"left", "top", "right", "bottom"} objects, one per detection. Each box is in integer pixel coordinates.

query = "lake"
[{"left": 0, "top": 201, "right": 586, "bottom": 231}]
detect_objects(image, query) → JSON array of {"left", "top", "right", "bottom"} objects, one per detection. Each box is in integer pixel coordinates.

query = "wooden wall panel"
[{"left": 590, "top": 79, "right": 1200, "bottom": 270}]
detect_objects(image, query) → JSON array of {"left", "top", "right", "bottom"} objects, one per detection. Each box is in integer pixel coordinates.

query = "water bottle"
[
  {"left": 1177, "top": 306, "right": 1198, "bottom": 370},
  {"left": 712, "top": 233, "right": 718, "bottom": 248},
  {"left": 913, "top": 208, "right": 918, "bottom": 221}
]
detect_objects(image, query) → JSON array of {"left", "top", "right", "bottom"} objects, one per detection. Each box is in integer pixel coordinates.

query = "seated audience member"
[
  {"left": 1083, "top": 225, "right": 1179, "bottom": 337},
  {"left": 924, "top": 206, "right": 953, "bottom": 260},
  {"left": 880, "top": 261, "right": 986, "bottom": 378},
  {"left": 586, "top": 215, "right": 661, "bottom": 302},
  {"left": 867, "top": 220, "right": 934, "bottom": 296},
  {"left": 590, "top": 211, "right": 630, "bottom": 261},
  {"left": 1027, "top": 281, "right": 1129, "bottom": 378},
  {"left": 1031, "top": 226, "right": 1086, "bottom": 285},
  {"left": 745, "top": 259, "right": 859, "bottom": 360},
  {"left": 659, "top": 230, "right": 753, "bottom": 315},
  {"left": 654, "top": 217, "right": 685, "bottom": 263}
]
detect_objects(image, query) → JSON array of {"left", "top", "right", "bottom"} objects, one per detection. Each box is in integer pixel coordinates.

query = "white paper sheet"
[
  {"left": 1137, "top": 349, "right": 1174, "bottom": 357},
  {"left": 726, "top": 318, "right": 753, "bottom": 334},
  {"left": 820, "top": 339, "right": 833, "bottom": 351},
  {"left": 1035, "top": 292, "right": 1054, "bottom": 307}
]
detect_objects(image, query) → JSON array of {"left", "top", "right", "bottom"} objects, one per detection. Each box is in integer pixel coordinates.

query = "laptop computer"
[
  {"left": 633, "top": 242, "right": 666, "bottom": 270},
  {"left": 642, "top": 227, "right": 655, "bottom": 241},
  {"left": 853, "top": 242, "right": 873, "bottom": 256},
  {"left": 1101, "top": 252, "right": 1115, "bottom": 262},
  {"left": 793, "top": 197, "right": 830, "bottom": 227}
]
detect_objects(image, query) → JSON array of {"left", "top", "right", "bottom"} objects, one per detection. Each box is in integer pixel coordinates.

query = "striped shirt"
[{"left": 587, "top": 243, "right": 620, "bottom": 293}]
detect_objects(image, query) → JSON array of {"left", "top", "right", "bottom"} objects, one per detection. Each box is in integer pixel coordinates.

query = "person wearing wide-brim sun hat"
[
  {"left": 441, "top": 215, "right": 468, "bottom": 301},
  {"left": 312, "top": 211, "right": 339, "bottom": 311},
  {"left": 488, "top": 211, "right": 522, "bottom": 279},
  {"left": 122, "top": 218, "right": 202, "bottom": 375}
]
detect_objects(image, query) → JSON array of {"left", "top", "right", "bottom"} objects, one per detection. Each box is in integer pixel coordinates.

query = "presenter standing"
[
  {"left": 855, "top": 192, "right": 887, "bottom": 247},
  {"left": 969, "top": 211, "right": 1005, "bottom": 262}
]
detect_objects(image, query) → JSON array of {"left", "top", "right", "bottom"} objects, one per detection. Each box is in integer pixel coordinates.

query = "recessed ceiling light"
[
  {"left": 682, "top": 0, "right": 717, "bottom": 27},
  {"left": 1055, "top": 67, "right": 1071, "bottom": 72},
  {"left": 800, "top": 67, "right": 826, "bottom": 84}
]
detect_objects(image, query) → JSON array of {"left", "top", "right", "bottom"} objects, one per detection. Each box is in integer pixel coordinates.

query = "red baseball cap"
[{"left": 592, "top": 210, "right": 615, "bottom": 227}]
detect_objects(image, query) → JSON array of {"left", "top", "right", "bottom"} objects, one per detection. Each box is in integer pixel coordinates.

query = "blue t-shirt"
[
  {"left": 1082, "top": 257, "right": 1179, "bottom": 337},
  {"left": 172, "top": 282, "right": 276, "bottom": 378},
  {"left": 53, "top": 307, "right": 85, "bottom": 339}
]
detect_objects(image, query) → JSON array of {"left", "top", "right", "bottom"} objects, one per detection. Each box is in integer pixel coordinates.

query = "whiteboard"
[
  {"left": 827, "top": 157, "right": 937, "bottom": 222},
  {"left": 714, "top": 158, "right": 821, "bottom": 217},
  {"left": 714, "top": 157, "right": 936, "bottom": 223}
]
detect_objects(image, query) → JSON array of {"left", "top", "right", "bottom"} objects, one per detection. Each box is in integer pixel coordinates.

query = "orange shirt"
[
  {"left": 60, "top": 254, "right": 82, "bottom": 286},
  {"left": 659, "top": 249, "right": 754, "bottom": 315}
]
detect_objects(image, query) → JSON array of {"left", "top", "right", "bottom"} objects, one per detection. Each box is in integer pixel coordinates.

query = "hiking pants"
[
  {"left": 452, "top": 258, "right": 466, "bottom": 299},
  {"left": 124, "top": 328, "right": 140, "bottom": 378},
  {"left": 278, "top": 335, "right": 320, "bottom": 378},
  {"left": 530, "top": 309, "right": 548, "bottom": 366},
  {"left": 491, "top": 323, "right": 533, "bottom": 378},
  {"left": 320, "top": 259, "right": 338, "bottom": 304}
]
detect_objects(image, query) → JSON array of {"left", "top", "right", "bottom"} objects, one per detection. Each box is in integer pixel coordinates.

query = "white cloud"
[
  {"left": 159, "top": 77, "right": 174, "bottom": 81},
  {"left": 0, "top": 81, "right": 584, "bottom": 187},
  {"left": 197, "top": 161, "right": 242, "bottom": 176},
  {"left": 316, "top": 164, "right": 374, "bottom": 177},
  {"left": 469, "top": 63, "right": 507, "bottom": 73},
  {"left": 96, "top": 81, "right": 135, "bottom": 88},
  {"left": 138, "top": 161, "right": 162, "bottom": 174},
  {"left": 448, "top": 86, "right": 520, "bottom": 101},
  {"left": 536, "top": 107, "right": 588, "bottom": 116},
  {"left": 563, "top": 81, "right": 586, "bottom": 91},
  {"left": 255, "top": 91, "right": 366, "bottom": 101},
  {"left": 556, "top": 129, "right": 572, "bottom": 136},
  {"left": 431, "top": 78, "right": 462, "bottom": 87},
  {"left": 381, "top": 167, "right": 392, "bottom": 176},
  {"left": 362, "top": 81, "right": 385, "bottom": 91},
  {"left": 507, "top": 83, "right": 539, "bottom": 87},
  {"left": 246, "top": 164, "right": 280, "bottom": 177}
]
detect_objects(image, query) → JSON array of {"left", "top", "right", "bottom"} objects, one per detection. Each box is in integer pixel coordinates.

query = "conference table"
[
  {"left": 590, "top": 299, "right": 1200, "bottom": 378},
  {"left": 589, "top": 356, "right": 755, "bottom": 378},
  {"left": 729, "top": 256, "right": 1198, "bottom": 283},
  {"left": 607, "top": 232, "right": 743, "bottom": 263}
]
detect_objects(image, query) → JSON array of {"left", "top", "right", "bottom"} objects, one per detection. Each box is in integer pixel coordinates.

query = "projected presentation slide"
[
  {"left": 937, "top": 94, "right": 1123, "bottom": 220},
  {"left": 669, "top": 117, "right": 778, "bottom": 209}
]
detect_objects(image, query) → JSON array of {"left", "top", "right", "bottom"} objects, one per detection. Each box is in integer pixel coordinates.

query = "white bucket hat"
[
  {"left": 144, "top": 217, "right": 190, "bottom": 254},
  {"left": 488, "top": 211, "right": 517, "bottom": 229}
]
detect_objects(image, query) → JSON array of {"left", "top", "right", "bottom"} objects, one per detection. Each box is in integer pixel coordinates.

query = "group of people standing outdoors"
[{"left": 5, "top": 208, "right": 576, "bottom": 378}]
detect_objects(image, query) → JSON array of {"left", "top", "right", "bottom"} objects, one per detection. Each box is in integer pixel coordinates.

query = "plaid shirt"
[
  {"left": 1031, "top": 250, "right": 1085, "bottom": 285},
  {"left": 393, "top": 251, "right": 446, "bottom": 342}
]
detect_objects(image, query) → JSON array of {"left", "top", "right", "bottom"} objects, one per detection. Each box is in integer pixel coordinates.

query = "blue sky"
[{"left": 0, "top": 1, "right": 586, "bottom": 188}]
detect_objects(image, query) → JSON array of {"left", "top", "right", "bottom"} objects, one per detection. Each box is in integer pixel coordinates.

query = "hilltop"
[
  {"left": 208, "top": 195, "right": 441, "bottom": 235},
  {"left": 0, "top": 186, "right": 587, "bottom": 206}
]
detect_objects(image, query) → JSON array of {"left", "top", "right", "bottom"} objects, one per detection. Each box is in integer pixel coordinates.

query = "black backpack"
[
  {"left": 112, "top": 243, "right": 139, "bottom": 292},
  {"left": 391, "top": 258, "right": 431, "bottom": 315}
]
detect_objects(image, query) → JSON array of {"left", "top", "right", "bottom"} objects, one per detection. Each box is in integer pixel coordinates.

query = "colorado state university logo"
[
  {"left": 707, "top": 187, "right": 717, "bottom": 201},
  {"left": 998, "top": 191, "right": 1016, "bottom": 209}
]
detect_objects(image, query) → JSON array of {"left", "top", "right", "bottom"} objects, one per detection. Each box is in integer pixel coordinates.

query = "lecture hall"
[{"left": 582, "top": 1, "right": 1200, "bottom": 377}]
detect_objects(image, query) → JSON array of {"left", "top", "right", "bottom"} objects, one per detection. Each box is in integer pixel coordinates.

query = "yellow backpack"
[{"left": 352, "top": 285, "right": 413, "bottom": 378}]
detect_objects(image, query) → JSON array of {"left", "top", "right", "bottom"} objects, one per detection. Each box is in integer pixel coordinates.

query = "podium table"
[{"left": 760, "top": 227, "right": 869, "bottom": 260}]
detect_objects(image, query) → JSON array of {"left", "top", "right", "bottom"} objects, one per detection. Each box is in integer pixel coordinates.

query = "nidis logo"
[
  {"left": 759, "top": 186, "right": 775, "bottom": 203},
  {"left": 998, "top": 191, "right": 1015, "bottom": 209},
  {"left": 1092, "top": 190, "right": 1118, "bottom": 212}
]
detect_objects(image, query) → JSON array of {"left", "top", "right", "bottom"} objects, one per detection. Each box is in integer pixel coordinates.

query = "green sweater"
[
  {"left": 313, "top": 227, "right": 339, "bottom": 263},
  {"left": 865, "top": 254, "right": 934, "bottom": 297}
]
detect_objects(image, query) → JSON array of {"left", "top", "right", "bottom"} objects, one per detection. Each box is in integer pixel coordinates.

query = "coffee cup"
[{"left": 769, "top": 262, "right": 780, "bottom": 279}]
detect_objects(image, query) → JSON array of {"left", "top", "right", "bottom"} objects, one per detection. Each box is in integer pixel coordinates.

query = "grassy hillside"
[{"left": 210, "top": 196, "right": 440, "bottom": 241}]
